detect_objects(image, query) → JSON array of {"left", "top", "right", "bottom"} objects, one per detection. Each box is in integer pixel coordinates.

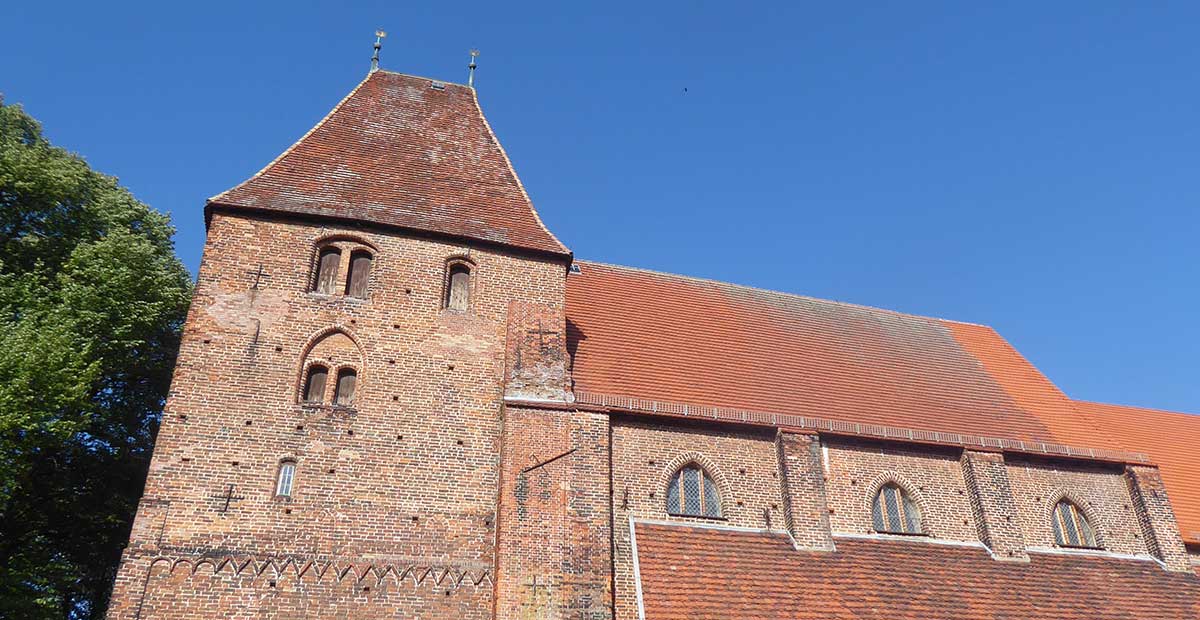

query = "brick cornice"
[{"left": 504, "top": 392, "right": 1153, "bottom": 466}]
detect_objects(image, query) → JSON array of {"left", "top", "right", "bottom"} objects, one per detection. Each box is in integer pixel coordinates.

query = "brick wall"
[
  {"left": 108, "top": 210, "right": 568, "bottom": 619},
  {"left": 823, "top": 438, "right": 978, "bottom": 542},
  {"left": 494, "top": 405, "right": 611, "bottom": 620},
  {"left": 1007, "top": 456, "right": 1147, "bottom": 556},
  {"left": 610, "top": 417, "right": 783, "bottom": 620}
]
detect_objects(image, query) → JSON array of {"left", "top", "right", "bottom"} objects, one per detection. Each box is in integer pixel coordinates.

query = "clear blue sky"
[{"left": 3, "top": 2, "right": 1197, "bottom": 413}]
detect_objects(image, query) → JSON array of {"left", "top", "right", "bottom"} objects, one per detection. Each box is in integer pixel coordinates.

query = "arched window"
[
  {"left": 303, "top": 365, "right": 328, "bottom": 403},
  {"left": 872, "top": 483, "right": 922, "bottom": 534},
  {"left": 445, "top": 263, "right": 471, "bottom": 311},
  {"left": 333, "top": 368, "right": 357, "bottom": 406},
  {"left": 276, "top": 460, "right": 296, "bottom": 497},
  {"left": 314, "top": 247, "right": 342, "bottom": 294},
  {"left": 345, "top": 250, "right": 373, "bottom": 298},
  {"left": 666, "top": 464, "right": 721, "bottom": 517},
  {"left": 1052, "top": 500, "right": 1098, "bottom": 548}
]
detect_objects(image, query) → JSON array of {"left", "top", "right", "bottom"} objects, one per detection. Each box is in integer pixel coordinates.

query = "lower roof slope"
[
  {"left": 209, "top": 70, "right": 569, "bottom": 257},
  {"left": 566, "top": 261, "right": 1119, "bottom": 452},
  {"left": 1080, "top": 400, "right": 1200, "bottom": 547},
  {"left": 634, "top": 522, "right": 1200, "bottom": 619}
]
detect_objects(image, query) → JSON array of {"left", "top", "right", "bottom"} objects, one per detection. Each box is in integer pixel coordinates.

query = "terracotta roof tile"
[
  {"left": 566, "top": 261, "right": 1121, "bottom": 450},
  {"left": 1080, "top": 400, "right": 1200, "bottom": 546},
  {"left": 634, "top": 522, "right": 1200, "bottom": 619},
  {"left": 209, "top": 71, "right": 569, "bottom": 256}
]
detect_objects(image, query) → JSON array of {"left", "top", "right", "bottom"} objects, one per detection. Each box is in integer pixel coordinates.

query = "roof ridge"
[
  {"left": 372, "top": 69, "right": 472, "bottom": 89},
  {"left": 1077, "top": 399, "right": 1200, "bottom": 418},
  {"left": 574, "top": 259, "right": 989, "bottom": 328},
  {"left": 207, "top": 73, "right": 372, "bottom": 205}
]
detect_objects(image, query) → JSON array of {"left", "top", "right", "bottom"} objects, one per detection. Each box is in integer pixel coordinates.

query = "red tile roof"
[
  {"left": 634, "top": 522, "right": 1200, "bottom": 619},
  {"left": 565, "top": 261, "right": 1120, "bottom": 451},
  {"left": 209, "top": 71, "right": 570, "bottom": 257},
  {"left": 1080, "top": 400, "right": 1200, "bottom": 547}
]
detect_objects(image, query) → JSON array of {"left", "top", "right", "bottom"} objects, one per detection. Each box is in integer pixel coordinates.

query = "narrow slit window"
[
  {"left": 345, "top": 251, "right": 372, "bottom": 298},
  {"left": 303, "top": 365, "right": 328, "bottom": 403},
  {"left": 276, "top": 461, "right": 296, "bottom": 497},
  {"left": 333, "top": 368, "right": 357, "bottom": 406},
  {"left": 314, "top": 247, "right": 341, "bottom": 294},
  {"left": 872, "top": 483, "right": 922, "bottom": 534},
  {"left": 445, "top": 263, "right": 471, "bottom": 311},
  {"left": 665, "top": 464, "right": 721, "bottom": 518},
  {"left": 1052, "top": 500, "right": 1098, "bottom": 548}
]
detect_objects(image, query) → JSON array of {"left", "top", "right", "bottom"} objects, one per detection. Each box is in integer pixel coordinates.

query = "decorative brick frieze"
[
  {"left": 1126, "top": 464, "right": 1192, "bottom": 572},
  {"left": 960, "top": 450, "right": 1029, "bottom": 561}
]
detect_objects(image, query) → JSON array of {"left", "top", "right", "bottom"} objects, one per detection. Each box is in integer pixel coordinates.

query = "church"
[{"left": 107, "top": 66, "right": 1200, "bottom": 619}]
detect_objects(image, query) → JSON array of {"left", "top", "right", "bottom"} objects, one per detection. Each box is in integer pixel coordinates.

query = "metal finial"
[
  {"left": 468, "top": 49, "right": 480, "bottom": 87},
  {"left": 370, "top": 29, "right": 387, "bottom": 73}
]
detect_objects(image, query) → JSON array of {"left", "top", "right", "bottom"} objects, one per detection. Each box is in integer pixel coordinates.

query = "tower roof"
[{"left": 209, "top": 71, "right": 570, "bottom": 257}]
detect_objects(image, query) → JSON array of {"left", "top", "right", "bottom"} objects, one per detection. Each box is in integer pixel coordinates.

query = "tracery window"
[
  {"left": 1052, "top": 500, "right": 1098, "bottom": 548},
  {"left": 872, "top": 483, "right": 922, "bottom": 535},
  {"left": 666, "top": 464, "right": 721, "bottom": 518}
]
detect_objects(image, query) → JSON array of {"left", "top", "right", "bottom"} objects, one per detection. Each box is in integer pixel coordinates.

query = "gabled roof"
[
  {"left": 1080, "top": 400, "right": 1200, "bottom": 546},
  {"left": 633, "top": 522, "right": 1200, "bottom": 619},
  {"left": 565, "top": 261, "right": 1120, "bottom": 452},
  {"left": 209, "top": 71, "right": 570, "bottom": 257}
]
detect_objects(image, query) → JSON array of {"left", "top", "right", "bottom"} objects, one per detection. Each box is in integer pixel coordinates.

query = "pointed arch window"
[
  {"left": 333, "top": 368, "right": 357, "bottom": 406},
  {"left": 276, "top": 460, "right": 296, "bottom": 497},
  {"left": 445, "top": 263, "right": 471, "bottom": 311},
  {"left": 872, "top": 483, "right": 922, "bottom": 534},
  {"left": 666, "top": 464, "right": 721, "bottom": 518},
  {"left": 1052, "top": 500, "right": 1098, "bottom": 548},
  {"left": 314, "top": 247, "right": 342, "bottom": 294},
  {"left": 303, "top": 365, "right": 328, "bottom": 403},
  {"left": 345, "top": 250, "right": 373, "bottom": 298}
]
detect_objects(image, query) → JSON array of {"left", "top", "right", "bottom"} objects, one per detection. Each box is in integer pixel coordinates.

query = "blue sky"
[{"left": 3, "top": 1, "right": 1198, "bottom": 413}]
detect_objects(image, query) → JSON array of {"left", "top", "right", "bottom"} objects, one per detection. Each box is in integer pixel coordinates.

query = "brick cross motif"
[
  {"left": 246, "top": 264, "right": 271, "bottom": 290},
  {"left": 524, "top": 575, "right": 552, "bottom": 598},
  {"left": 528, "top": 319, "right": 558, "bottom": 348},
  {"left": 209, "top": 484, "right": 246, "bottom": 513}
]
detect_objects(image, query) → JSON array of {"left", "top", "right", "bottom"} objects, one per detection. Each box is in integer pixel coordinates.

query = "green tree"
[{"left": 0, "top": 97, "right": 192, "bottom": 619}]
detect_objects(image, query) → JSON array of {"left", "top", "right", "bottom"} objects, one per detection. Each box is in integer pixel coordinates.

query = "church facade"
[{"left": 107, "top": 69, "right": 1200, "bottom": 619}]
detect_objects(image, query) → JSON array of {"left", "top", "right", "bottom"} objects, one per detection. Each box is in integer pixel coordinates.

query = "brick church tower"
[{"left": 106, "top": 69, "right": 602, "bottom": 619}]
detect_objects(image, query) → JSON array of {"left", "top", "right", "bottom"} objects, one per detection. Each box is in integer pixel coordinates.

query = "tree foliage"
[{"left": 0, "top": 97, "right": 192, "bottom": 619}]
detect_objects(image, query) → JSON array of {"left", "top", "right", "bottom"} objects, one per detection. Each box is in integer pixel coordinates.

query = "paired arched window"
[
  {"left": 872, "top": 483, "right": 922, "bottom": 535},
  {"left": 445, "top": 262, "right": 472, "bottom": 311},
  {"left": 1052, "top": 499, "right": 1098, "bottom": 548},
  {"left": 666, "top": 464, "right": 721, "bottom": 518},
  {"left": 311, "top": 242, "right": 373, "bottom": 299},
  {"left": 276, "top": 460, "right": 296, "bottom": 497},
  {"left": 303, "top": 364, "right": 358, "bottom": 406}
]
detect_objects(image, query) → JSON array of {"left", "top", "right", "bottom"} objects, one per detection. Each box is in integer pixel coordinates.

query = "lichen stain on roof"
[{"left": 209, "top": 70, "right": 569, "bottom": 256}]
